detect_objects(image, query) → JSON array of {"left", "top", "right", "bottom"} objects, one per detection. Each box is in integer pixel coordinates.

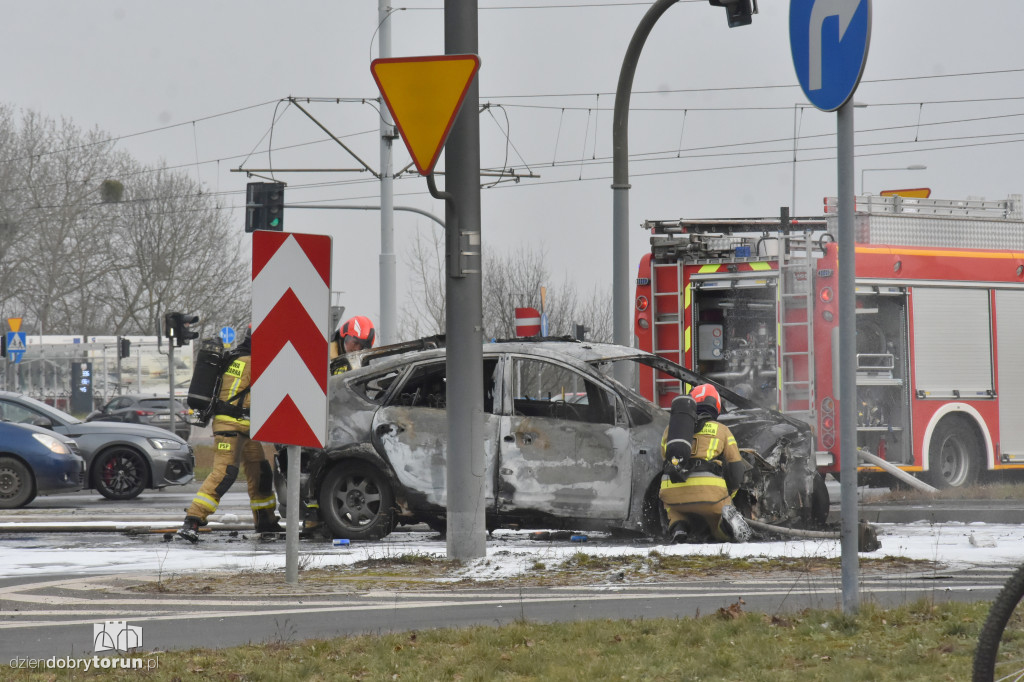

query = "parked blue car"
[{"left": 0, "top": 420, "right": 86, "bottom": 508}]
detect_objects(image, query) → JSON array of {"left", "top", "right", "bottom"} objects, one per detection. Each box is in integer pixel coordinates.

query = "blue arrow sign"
[
  {"left": 220, "top": 326, "right": 236, "bottom": 344},
  {"left": 540, "top": 313, "right": 549, "bottom": 337},
  {"left": 790, "top": 0, "right": 871, "bottom": 112}
]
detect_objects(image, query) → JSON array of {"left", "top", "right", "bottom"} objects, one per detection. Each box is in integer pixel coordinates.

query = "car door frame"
[
  {"left": 496, "top": 352, "right": 633, "bottom": 521},
  {"left": 370, "top": 356, "right": 503, "bottom": 511}
]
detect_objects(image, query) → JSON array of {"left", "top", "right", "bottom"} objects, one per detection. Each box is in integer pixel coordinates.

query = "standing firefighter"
[
  {"left": 177, "top": 330, "right": 281, "bottom": 543},
  {"left": 659, "top": 384, "right": 752, "bottom": 543}
]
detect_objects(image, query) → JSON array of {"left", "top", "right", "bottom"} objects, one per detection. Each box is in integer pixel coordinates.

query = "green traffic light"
[{"left": 270, "top": 218, "right": 280, "bottom": 227}]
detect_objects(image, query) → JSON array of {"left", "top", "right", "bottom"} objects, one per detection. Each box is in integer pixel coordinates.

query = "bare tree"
[
  {"left": 399, "top": 229, "right": 611, "bottom": 343},
  {"left": 0, "top": 108, "right": 250, "bottom": 339},
  {"left": 399, "top": 228, "right": 446, "bottom": 337},
  {"left": 3, "top": 112, "right": 128, "bottom": 336},
  {"left": 105, "top": 166, "right": 251, "bottom": 338}
]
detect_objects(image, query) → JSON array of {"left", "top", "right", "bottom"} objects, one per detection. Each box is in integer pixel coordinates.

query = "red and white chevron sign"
[{"left": 250, "top": 232, "right": 332, "bottom": 448}]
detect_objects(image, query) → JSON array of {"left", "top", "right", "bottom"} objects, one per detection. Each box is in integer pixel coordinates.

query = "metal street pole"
[
  {"left": 612, "top": 0, "right": 679, "bottom": 387},
  {"left": 378, "top": 0, "right": 397, "bottom": 345},
  {"left": 837, "top": 100, "right": 859, "bottom": 614},
  {"left": 444, "top": 0, "right": 486, "bottom": 560},
  {"left": 167, "top": 342, "right": 176, "bottom": 438}
]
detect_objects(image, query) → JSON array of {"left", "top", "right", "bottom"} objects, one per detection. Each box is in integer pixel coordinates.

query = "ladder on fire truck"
[{"left": 777, "top": 229, "right": 818, "bottom": 424}]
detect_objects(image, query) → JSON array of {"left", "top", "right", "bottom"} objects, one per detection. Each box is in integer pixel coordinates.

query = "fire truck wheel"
[{"left": 926, "top": 418, "right": 981, "bottom": 489}]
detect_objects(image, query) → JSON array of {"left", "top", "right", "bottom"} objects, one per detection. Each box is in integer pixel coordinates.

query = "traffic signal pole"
[
  {"left": 167, "top": 341, "right": 176, "bottom": 438},
  {"left": 611, "top": 0, "right": 680, "bottom": 388}
]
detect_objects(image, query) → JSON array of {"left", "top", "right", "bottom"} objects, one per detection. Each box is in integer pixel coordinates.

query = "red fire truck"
[{"left": 634, "top": 194, "right": 1024, "bottom": 488}]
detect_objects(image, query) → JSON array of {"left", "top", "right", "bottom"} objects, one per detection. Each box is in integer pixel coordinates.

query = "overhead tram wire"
[
  {"left": 18, "top": 127, "right": 1024, "bottom": 219},
  {"left": 9, "top": 100, "right": 1024, "bottom": 204},
  {"left": 5, "top": 91, "right": 1020, "bottom": 198},
  {"left": 4, "top": 67, "right": 1022, "bottom": 167},
  {"left": 0, "top": 99, "right": 281, "bottom": 166}
]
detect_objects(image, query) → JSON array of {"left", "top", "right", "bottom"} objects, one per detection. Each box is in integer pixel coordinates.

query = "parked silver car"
[
  {"left": 0, "top": 391, "right": 194, "bottom": 500},
  {"left": 275, "top": 337, "right": 829, "bottom": 541},
  {"left": 87, "top": 393, "right": 192, "bottom": 441}
]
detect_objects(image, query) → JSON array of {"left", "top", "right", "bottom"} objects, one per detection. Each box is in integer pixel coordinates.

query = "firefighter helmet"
[
  {"left": 690, "top": 383, "right": 721, "bottom": 416},
  {"left": 338, "top": 316, "right": 375, "bottom": 350}
]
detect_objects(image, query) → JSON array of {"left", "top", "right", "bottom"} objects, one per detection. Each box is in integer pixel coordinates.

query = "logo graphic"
[{"left": 93, "top": 621, "right": 143, "bottom": 653}]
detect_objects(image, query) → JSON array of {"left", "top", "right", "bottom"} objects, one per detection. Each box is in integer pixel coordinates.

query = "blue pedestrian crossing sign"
[
  {"left": 5, "top": 331, "right": 26, "bottom": 363},
  {"left": 219, "top": 326, "right": 236, "bottom": 345},
  {"left": 790, "top": 0, "right": 871, "bottom": 112}
]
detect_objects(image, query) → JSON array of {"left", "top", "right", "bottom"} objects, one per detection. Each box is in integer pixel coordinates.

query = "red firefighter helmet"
[
  {"left": 690, "top": 383, "right": 721, "bottom": 415},
  {"left": 337, "top": 316, "right": 375, "bottom": 350}
]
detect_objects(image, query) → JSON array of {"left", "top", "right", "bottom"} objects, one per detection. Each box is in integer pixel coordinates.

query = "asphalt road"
[
  {"left": 0, "top": 560, "right": 1015, "bottom": 661},
  {"left": 1, "top": 481, "right": 1022, "bottom": 662}
]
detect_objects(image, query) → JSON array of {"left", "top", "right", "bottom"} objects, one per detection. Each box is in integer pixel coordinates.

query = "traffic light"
[
  {"left": 708, "top": 0, "right": 757, "bottom": 28},
  {"left": 574, "top": 324, "right": 590, "bottom": 341},
  {"left": 178, "top": 313, "right": 200, "bottom": 346},
  {"left": 164, "top": 312, "right": 199, "bottom": 346},
  {"left": 164, "top": 312, "right": 181, "bottom": 342},
  {"left": 264, "top": 182, "right": 284, "bottom": 230},
  {"left": 119, "top": 337, "right": 131, "bottom": 358},
  {"left": 245, "top": 181, "right": 285, "bottom": 232}
]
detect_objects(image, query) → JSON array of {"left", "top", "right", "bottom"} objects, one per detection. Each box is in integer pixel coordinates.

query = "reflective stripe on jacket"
[{"left": 214, "top": 356, "right": 251, "bottom": 429}]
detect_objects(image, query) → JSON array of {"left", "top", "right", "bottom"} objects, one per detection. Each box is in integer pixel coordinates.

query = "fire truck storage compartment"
[
  {"left": 911, "top": 287, "right": 993, "bottom": 399},
  {"left": 855, "top": 286, "right": 911, "bottom": 466},
  {"left": 691, "top": 273, "right": 778, "bottom": 407},
  {"left": 995, "top": 289, "right": 1024, "bottom": 462}
]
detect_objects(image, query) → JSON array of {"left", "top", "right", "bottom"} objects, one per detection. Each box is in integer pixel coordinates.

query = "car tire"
[
  {"left": 807, "top": 471, "right": 830, "bottom": 528},
  {"left": 0, "top": 456, "right": 36, "bottom": 509},
  {"left": 318, "top": 461, "right": 394, "bottom": 540},
  {"left": 92, "top": 447, "right": 150, "bottom": 500},
  {"left": 925, "top": 417, "right": 981, "bottom": 489}
]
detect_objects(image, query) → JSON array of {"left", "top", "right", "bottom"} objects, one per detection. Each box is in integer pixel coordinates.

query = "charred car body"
[{"left": 274, "top": 337, "right": 828, "bottom": 541}]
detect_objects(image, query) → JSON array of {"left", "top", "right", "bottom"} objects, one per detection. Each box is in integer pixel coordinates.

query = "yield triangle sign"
[{"left": 371, "top": 55, "right": 480, "bottom": 175}]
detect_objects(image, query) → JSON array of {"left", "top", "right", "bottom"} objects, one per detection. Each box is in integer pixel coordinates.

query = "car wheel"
[
  {"left": 0, "top": 456, "right": 36, "bottom": 509},
  {"left": 926, "top": 418, "right": 981, "bottom": 489},
  {"left": 318, "top": 461, "right": 394, "bottom": 540},
  {"left": 93, "top": 447, "right": 150, "bottom": 500}
]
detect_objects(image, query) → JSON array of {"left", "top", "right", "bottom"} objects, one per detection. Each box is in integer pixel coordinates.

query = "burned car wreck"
[{"left": 274, "top": 337, "right": 829, "bottom": 541}]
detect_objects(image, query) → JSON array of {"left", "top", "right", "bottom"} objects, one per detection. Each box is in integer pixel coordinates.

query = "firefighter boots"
[
  {"left": 668, "top": 521, "right": 689, "bottom": 544},
  {"left": 177, "top": 516, "right": 202, "bottom": 544},
  {"left": 721, "top": 505, "right": 752, "bottom": 543},
  {"left": 253, "top": 509, "right": 284, "bottom": 534}
]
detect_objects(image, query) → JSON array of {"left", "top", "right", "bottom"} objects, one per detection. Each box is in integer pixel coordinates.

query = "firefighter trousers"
[
  {"left": 186, "top": 429, "right": 277, "bottom": 527},
  {"left": 659, "top": 472, "right": 735, "bottom": 542}
]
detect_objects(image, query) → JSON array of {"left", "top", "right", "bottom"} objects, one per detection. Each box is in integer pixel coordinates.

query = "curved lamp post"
[{"left": 611, "top": 0, "right": 756, "bottom": 385}]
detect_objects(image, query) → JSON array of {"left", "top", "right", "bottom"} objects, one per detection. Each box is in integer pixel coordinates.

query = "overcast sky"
[{"left": 3, "top": 1, "right": 1023, "bottom": 339}]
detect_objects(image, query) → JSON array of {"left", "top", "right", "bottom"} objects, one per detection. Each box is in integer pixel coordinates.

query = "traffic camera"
[{"left": 708, "top": 0, "right": 757, "bottom": 28}]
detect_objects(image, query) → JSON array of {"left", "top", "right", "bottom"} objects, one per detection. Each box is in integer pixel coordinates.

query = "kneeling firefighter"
[
  {"left": 658, "top": 384, "right": 752, "bottom": 543},
  {"left": 178, "top": 329, "right": 281, "bottom": 543}
]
